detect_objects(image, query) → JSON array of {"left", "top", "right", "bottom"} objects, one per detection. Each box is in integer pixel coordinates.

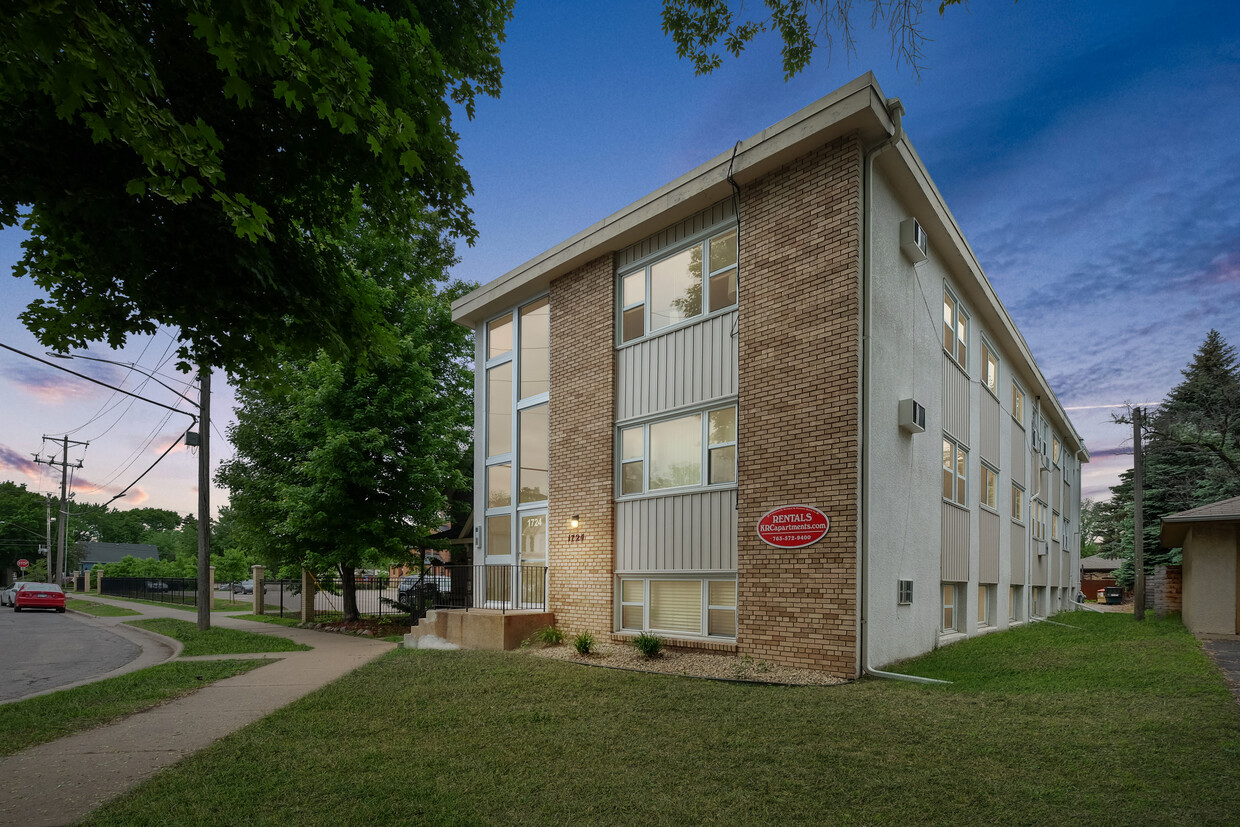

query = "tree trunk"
[{"left": 340, "top": 564, "right": 359, "bottom": 621}]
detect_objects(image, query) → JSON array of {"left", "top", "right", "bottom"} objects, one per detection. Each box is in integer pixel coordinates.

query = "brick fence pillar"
[
  {"left": 1153, "top": 564, "right": 1183, "bottom": 618},
  {"left": 252, "top": 565, "right": 266, "bottom": 615},
  {"left": 300, "top": 569, "right": 317, "bottom": 624}
]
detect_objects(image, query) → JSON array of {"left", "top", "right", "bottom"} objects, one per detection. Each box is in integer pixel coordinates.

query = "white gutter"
[{"left": 858, "top": 96, "right": 952, "bottom": 687}]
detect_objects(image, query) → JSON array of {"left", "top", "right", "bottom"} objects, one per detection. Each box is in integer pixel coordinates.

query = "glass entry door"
[{"left": 518, "top": 512, "right": 547, "bottom": 608}]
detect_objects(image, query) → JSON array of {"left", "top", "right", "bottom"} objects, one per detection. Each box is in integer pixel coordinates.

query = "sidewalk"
[{"left": 0, "top": 595, "right": 395, "bottom": 827}]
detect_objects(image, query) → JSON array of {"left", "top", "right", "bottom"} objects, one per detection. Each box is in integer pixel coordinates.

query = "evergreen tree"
[{"left": 1099, "top": 331, "right": 1240, "bottom": 587}]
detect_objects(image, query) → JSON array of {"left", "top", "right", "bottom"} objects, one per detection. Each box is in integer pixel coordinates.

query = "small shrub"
[
  {"left": 534, "top": 625, "right": 565, "bottom": 645},
  {"left": 632, "top": 632, "right": 663, "bottom": 658},
  {"left": 573, "top": 632, "right": 595, "bottom": 655}
]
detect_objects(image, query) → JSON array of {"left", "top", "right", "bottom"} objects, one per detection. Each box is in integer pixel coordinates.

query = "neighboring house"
[
  {"left": 1080, "top": 554, "right": 1122, "bottom": 598},
  {"left": 79, "top": 542, "right": 160, "bottom": 570},
  {"left": 1160, "top": 495, "right": 1240, "bottom": 636},
  {"left": 450, "top": 74, "right": 1087, "bottom": 678}
]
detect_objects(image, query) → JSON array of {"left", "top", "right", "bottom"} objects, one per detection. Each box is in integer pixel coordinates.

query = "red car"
[{"left": 13, "top": 582, "right": 66, "bottom": 613}]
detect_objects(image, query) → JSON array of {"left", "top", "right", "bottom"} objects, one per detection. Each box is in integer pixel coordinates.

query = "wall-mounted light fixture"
[{"left": 569, "top": 515, "right": 580, "bottom": 529}]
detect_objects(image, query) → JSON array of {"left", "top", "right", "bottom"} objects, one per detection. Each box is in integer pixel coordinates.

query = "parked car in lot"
[
  {"left": 397, "top": 573, "right": 452, "bottom": 604},
  {"left": 13, "top": 582, "right": 66, "bottom": 613},
  {"left": 233, "top": 580, "right": 257, "bottom": 594}
]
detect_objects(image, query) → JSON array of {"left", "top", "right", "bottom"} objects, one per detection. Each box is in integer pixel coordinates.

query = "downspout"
[{"left": 858, "top": 98, "right": 950, "bottom": 685}]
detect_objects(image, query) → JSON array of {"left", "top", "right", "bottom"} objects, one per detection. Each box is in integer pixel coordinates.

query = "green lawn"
[
  {"left": 0, "top": 660, "right": 266, "bottom": 757},
  {"left": 84, "top": 612, "right": 1240, "bottom": 826},
  {"left": 67, "top": 598, "right": 140, "bottom": 617},
  {"left": 228, "top": 612, "right": 301, "bottom": 628},
  {"left": 125, "top": 618, "right": 311, "bottom": 656}
]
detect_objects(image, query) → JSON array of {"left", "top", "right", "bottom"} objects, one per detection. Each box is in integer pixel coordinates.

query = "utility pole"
[
  {"left": 196, "top": 364, "right": 211, "bottom": 631},
  {"left": 1133, "top": 406, "right": 1145, "bottom": 621},
  {"left": 44, "top": 493, "right": 52, "bottom": 575},
  {"left": 33, "top": 437, "right": 86, "bottom": 586}
]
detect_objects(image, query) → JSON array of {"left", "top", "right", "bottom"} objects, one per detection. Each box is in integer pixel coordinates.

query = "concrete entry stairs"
[{"left": 404, "top": 609, "right": 555, "bottom": 651}]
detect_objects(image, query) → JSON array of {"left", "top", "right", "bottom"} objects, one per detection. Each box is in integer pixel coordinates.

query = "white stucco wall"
[
  {"left": 864, "top": 165, "right": 946, "bottom": 667},
  {"left": 1182, "top": 524, "right": 1238, "bottom": 635}
]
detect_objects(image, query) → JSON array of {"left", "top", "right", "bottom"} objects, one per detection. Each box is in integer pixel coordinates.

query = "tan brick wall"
[
  {"left": 736, "top": 135, "right": 863, "bottom": 678},
  {"left": 548, "top": 255, "right": 616, "bottom": 635}
]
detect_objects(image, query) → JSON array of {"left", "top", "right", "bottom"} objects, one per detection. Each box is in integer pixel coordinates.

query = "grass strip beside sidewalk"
[
  {"left": 84, "top": 612, "right": 1240, "bottom": 826},
  {"left": 0, "top": 660, "right": 266, "bottom": 757},
  {"left": 66, "top": 598, "right": 140, "bottom": 617},
  {"left": 125, "top": 618, "right": 311, "bottom": 656}
]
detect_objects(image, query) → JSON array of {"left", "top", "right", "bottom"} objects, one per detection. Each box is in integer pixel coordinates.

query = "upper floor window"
[
  {"left": 980, "top": 464, "right": 998, "bottom": 510},
  {"left": 620, "top": 230, "right": 738, "bottom": 343},
  {"left": 942, "top": 436, "right": 967, "bottom": 506},
  {"left": 1052, "top": 436, "right": 1061, "bottom": 466},
  {"left": 619, "top": 405, "right": 737, "bottom": 495},
  {"left": 943, "top": 290, "right": 969, "bottom": 369},
  {"left": 1011, "top": 382, "right": 1025, "bottom": 426},
  {"left": 982, "top": 341, "right": 999, "bottom": 397},
  {"left": 1032, "top": 499, "right": 1048, "bottom": 542},
  {"left": 1011, "top": 483, "right": 1025, "bottom": 524}
]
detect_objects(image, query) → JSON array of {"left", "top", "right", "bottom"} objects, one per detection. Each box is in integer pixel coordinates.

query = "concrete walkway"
[{"left": 0, "top": 595, "right": 395, "bottom": 826}]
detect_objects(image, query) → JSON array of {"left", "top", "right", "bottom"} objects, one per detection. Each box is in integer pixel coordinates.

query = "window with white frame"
[
  {"left": 982, "top": 341, "right": 999, "bottom": 397},
  {"left": 1051, "top": 509, "right": 1060, "bottom": 542},
  {"left": 1032, "top": 499, "right": 1048, "bottom": 542},
  {"left": 1009, "top": 585, "right": 1022, "bottom": 621},
  {"left": 942, "top": 436, "right": 967, "bottom": 506},
  {"left": 1030, "top": 586, "right": 1043, "bottom": 618},
  {"left": 619, "top": 577, "right": 737, "bottom": 638},
  {"left": 1011, "top": 483, "right": 1025, "bottom": 523},
  {"left": 943, "top": 289, "right": 969, "bottom": 369},
  {"left": 619, "top": 230, "right": 738, "bottom": 343},
  {"left": 618, "top": 405, "right": 736, "bottom": 495},
  {"left": 980, "top": 464, "right": 998, "bottom": 510},
  {"left": 978, "top": 585, "right": 994, "bottom": 627},
  {"left": 1011, "top": 382, "right": 1025, "bottom": 425},
  {"left": 1052, "top": 436, "right": 1061, "bottom": 466},
  {"left": 483, "top": 297, "right": 550, "bottom": 561},
  {"left": 942, "top": 583, "right": 961, "bottom": 632}
]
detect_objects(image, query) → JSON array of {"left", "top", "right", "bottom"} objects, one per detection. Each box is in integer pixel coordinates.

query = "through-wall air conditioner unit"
[
  {"left": 898, "top": 398, "right": 926, "bottom": 434},
  {"left": 900, "top": 218, "right": 928, "bottom": 263}
]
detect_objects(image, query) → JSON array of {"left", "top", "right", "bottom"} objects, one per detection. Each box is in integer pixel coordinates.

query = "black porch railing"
[{"left": 295, "top": 564, "right": 548, "bottom": 624}]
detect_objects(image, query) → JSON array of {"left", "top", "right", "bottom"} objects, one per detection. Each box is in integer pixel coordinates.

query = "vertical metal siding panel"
[
  {"left": 941, "top": 503, "right": 970, "bottom": 582},
  {"left": 1011, "top": 426, "right": 1027, "bottom": 482},
  {"left": 725, "top": 490, "right": 738, "bottom": 570},
  {"left": 1010, "top": 528, "right": 1025, "bottom": 585},
  {"left": 980, "top": 395, "right": 1000, "bottom": 465},
  {"left": 980, "top": 510, "right": 999, "bottom": 584},
  {"left": 616, "top": 501, "right": 630, "bottom": 572},
  {"left": 942, "top": 355, "right": 970, "bottom": 444}
]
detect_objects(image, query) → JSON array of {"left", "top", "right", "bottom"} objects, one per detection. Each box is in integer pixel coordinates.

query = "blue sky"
[{"left": 1, "top": 1, "right": 1238, "bottom": 515}]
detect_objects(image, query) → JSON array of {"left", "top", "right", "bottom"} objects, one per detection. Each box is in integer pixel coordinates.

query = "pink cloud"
[
  {"left": 3, "top": 362, "right": 103, "bottom": 405},
  {"left": 0, "top": 443, "right": 40, "bottom": 482}
]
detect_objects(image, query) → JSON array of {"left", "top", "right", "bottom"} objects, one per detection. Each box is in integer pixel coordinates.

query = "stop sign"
[{"left": 16, "top": 558, "right": 29, "bottom": 569}]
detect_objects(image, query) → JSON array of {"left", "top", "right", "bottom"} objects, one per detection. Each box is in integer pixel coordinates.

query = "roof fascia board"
[{"left": 453, "top": 73, "right": 893, "bottom": 327}]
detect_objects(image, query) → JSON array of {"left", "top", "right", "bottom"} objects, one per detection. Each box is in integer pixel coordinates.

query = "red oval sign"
[
  {"left": 756, "top": 505, "right": 830, "bottom": 549},
  {"left": 16, "top": 558, "right": 29, "bottom": 569}
]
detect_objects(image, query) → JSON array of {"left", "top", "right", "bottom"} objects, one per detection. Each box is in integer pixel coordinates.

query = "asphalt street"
[{"left": 0, "top": 607, "right": 141, "bottom": 702}]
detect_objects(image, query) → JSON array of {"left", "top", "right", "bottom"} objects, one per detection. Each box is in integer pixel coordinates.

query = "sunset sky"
[{"left": 1, "top": 1, "right": 1237, "bottom": 519}]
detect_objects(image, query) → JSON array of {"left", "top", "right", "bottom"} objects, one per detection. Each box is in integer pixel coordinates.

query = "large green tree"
[
  {"left": 217, "top": 276, "right": 474, "bottom": 620},
  {"left": 1099, "top": 330, "right": 1240, "bottom": 587},
  {"left": 1, "top": 0, "right": 511, "bottom": 373},
  {"left": 662, "top": 0, "right": 969, "bottom": 80},
  {"left": 0, "top": 481, "right": 49, "bottom": 576}
]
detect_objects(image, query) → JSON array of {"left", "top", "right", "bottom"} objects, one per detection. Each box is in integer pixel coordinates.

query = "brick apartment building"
[{"left": 450, "top": 74, "right": 1088, "bottom": 678}]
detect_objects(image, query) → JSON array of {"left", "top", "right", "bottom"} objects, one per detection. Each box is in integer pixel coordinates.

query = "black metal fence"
[{"left": 101, "top": 576, "right": 198, "bottom": 606}]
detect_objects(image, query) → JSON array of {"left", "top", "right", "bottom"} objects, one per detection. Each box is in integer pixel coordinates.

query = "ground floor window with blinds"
[{"left": 618, "top": 577, "right": 736, "bottom": 638}]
